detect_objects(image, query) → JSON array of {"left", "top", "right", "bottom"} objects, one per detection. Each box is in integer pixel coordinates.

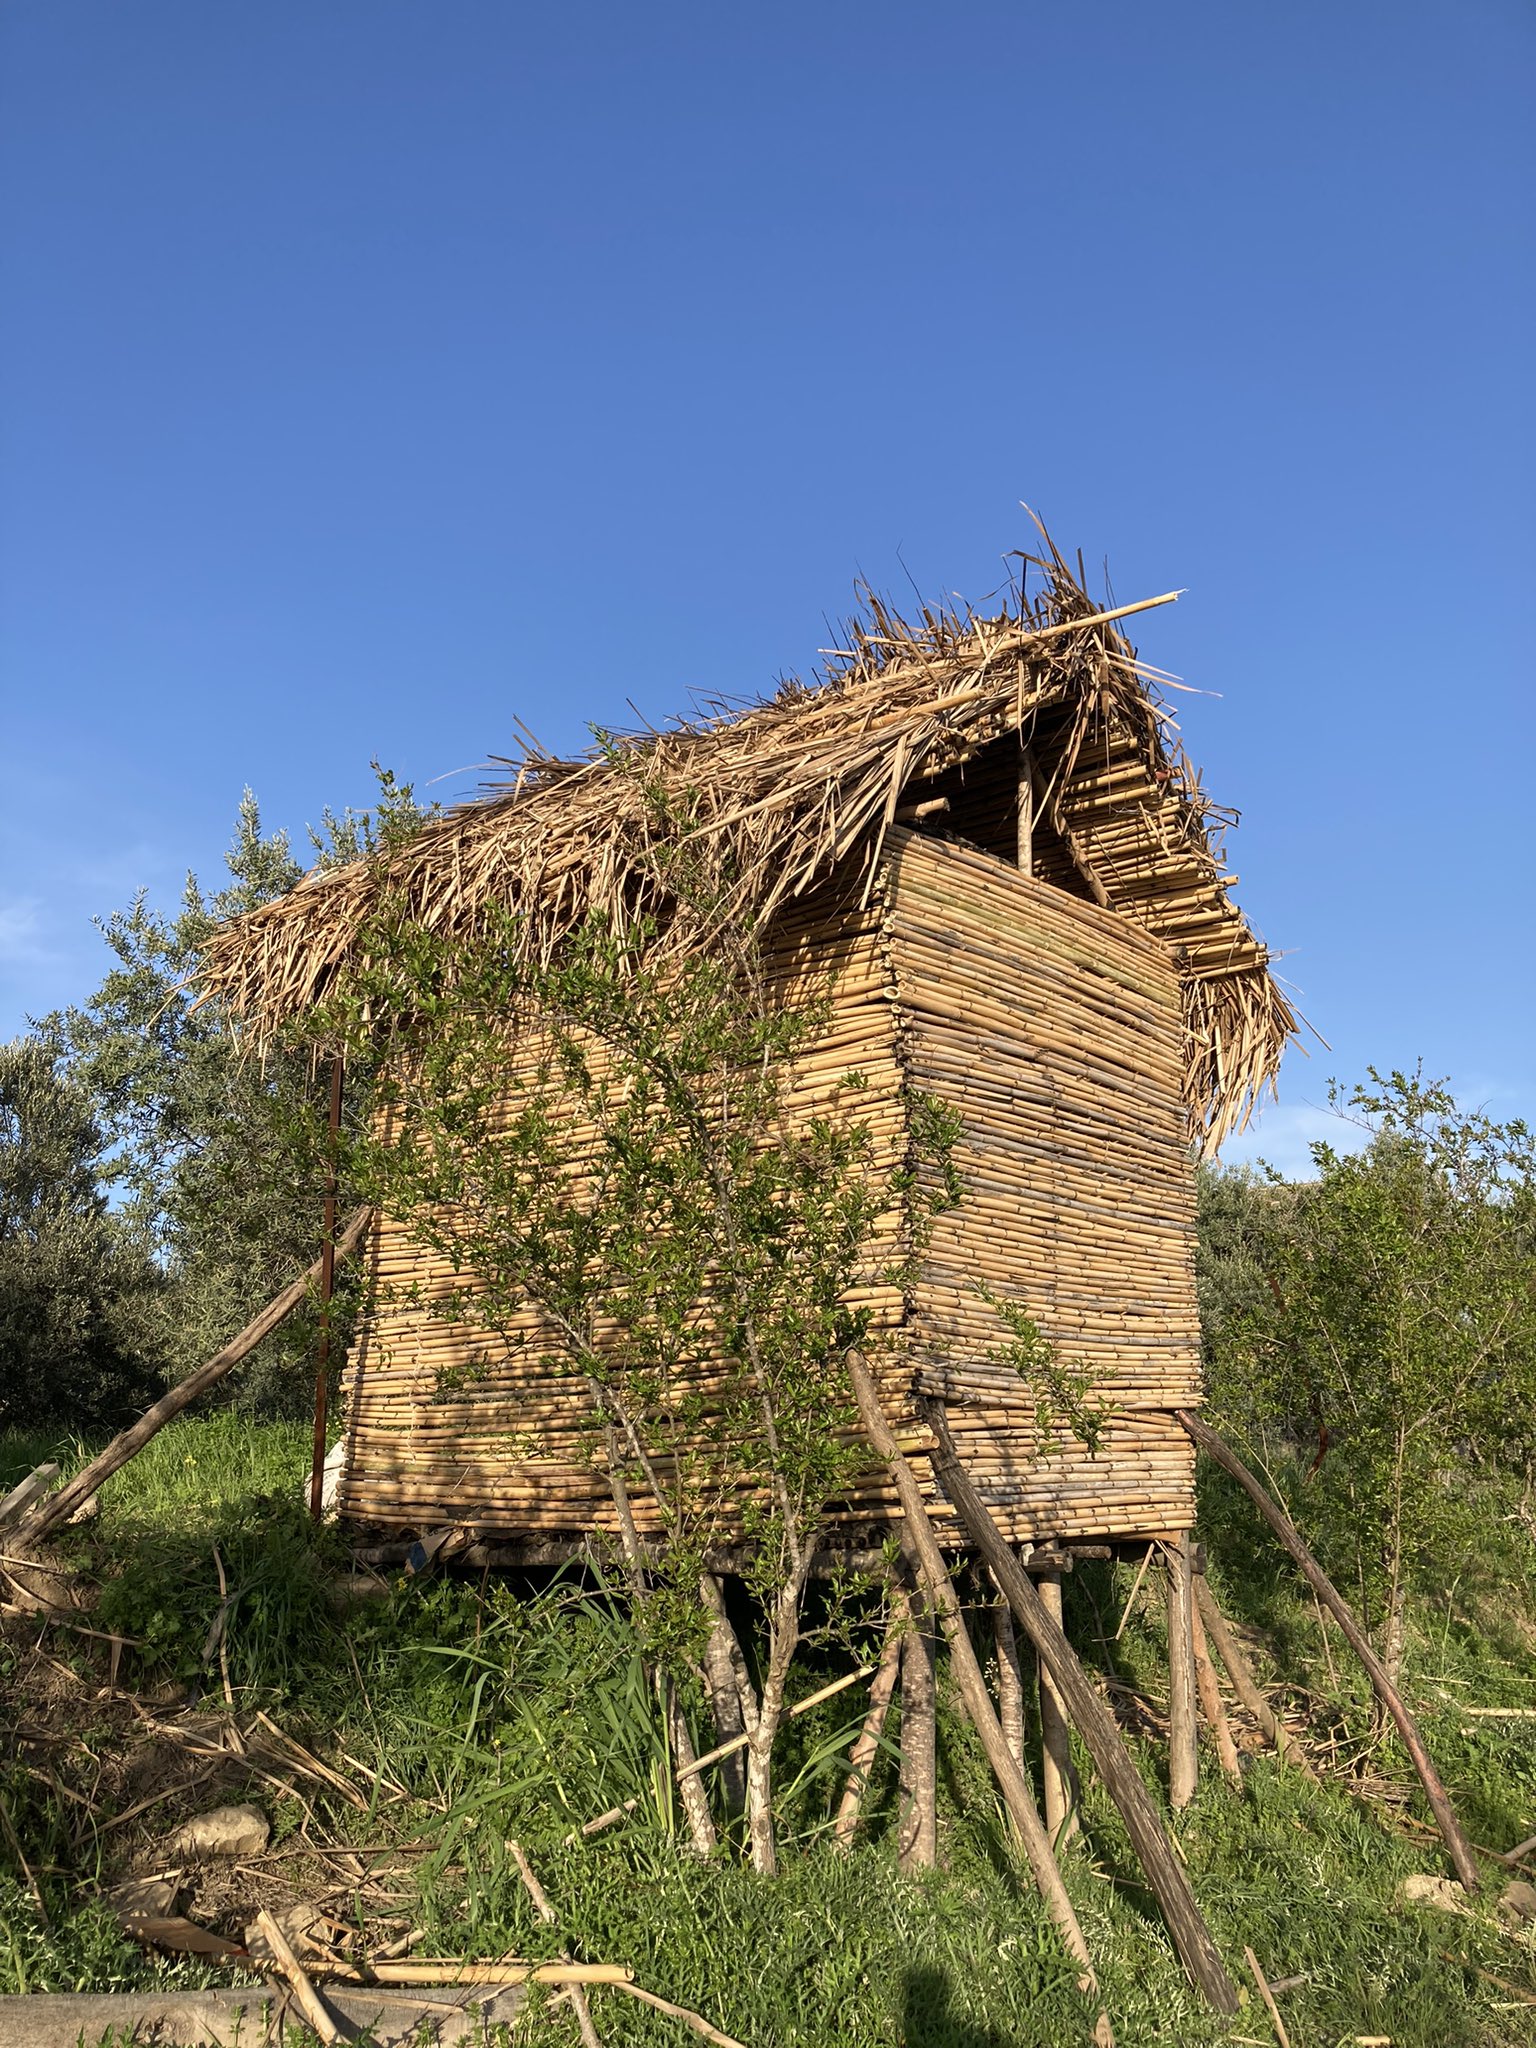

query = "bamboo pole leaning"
[
  {"left": 1175, "top": 1410, "right": 1480, "bottom": 1893},
  {"left": 1189, "top": 1593, "right": 1242, "bottom": 1785},
  {"left": 1190, "top": 1573, "right": 1314, "bottom": 1780},
  {"left": 19, "top": 1207, "right": 376, "bottom": 1545},
  {"left": 506, "top": 1838, "right": 602, "bottom": 2048},
  {"left": 919, "top": 1400, "right": 1239, "bottom": 2015},
  {"left": 846, "top": 1354, "right": 1109, "bottom": 2032}
]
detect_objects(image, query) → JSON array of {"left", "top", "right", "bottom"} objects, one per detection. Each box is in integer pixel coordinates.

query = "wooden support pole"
[
  {"left": 1190, "top": 1591, "right": 1242, "bottom": 1784},
  {"left": 308, "top": 1052, "right": 345, "bottom": 1524},
  {"left": 20, "top": 1208, "right": 375, "bottom": 1545},
  {"left": 1166, "top": 1536, "right": 1199, "bottom": 1810},
  {"left": 845, "top": 1357, "right": 1102, "bottom": 2000},
  {"left": 1017, "top": 744, "right": 1035, "bottom": 876},
  {"left": 918, "top": 1398, "right": 1239, "bottom": 2013},
  {"left": 0, "top": 1463, "right": 60, "bottom": 1535},
  {"left": 1036, "top": 1570, "right": 1077, "bottom": 1843},
  {"left": 1175, "top": 1409, "right": 1480, "bottom": 1893},
  {"left": 1191, "top": 1574, "right": 1314, "bottom": 1780},
  {"left": 898, "top": 1583, "right": 937, "bottom": 1872}
]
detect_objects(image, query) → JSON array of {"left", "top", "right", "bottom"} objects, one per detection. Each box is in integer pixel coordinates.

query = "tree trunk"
[
  {"left": 898, "top": 1587, "right": 937, "bottom": 1871},
  {"left": 1383, "top": 1573, "right": 1408, "bottom": 1691},
  {"left": 665, "top": 1682, "right": 718, "bottom": 1857},
  {"left": 833, "top": 1605, "right": 905, "bottom": 1851},
  {"left": 993, "top": 1588, "right": 1026, "bottom": 1770},
  {"left": 743, "top": 1573, "right": 808, "bottom": 1877},
  {"left": 701, "top": 1587, "right": 748, "bottom": 1816},
  {"left": 594, "top": 1403, "right": 715, "bottom": 1857}
]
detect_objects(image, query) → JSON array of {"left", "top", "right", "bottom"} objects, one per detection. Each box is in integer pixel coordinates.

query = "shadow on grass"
[{"left": 903, "top": 1964, "right": 1015, "bottom": 2047}]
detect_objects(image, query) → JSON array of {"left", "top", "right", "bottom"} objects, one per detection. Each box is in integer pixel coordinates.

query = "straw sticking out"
[{"left": 198, "top": 534, "right": 1295, "bottom": 1150}]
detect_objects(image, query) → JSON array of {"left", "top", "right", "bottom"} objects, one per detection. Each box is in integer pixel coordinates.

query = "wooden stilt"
[
  {"left": 1166, "top": 1535, "right": 1198, "bottom": 1810},
  {"left": 1037, "top": 1570, "right": 1077, "bottom": 1843},
  {"left": 898, "top": 1585, "right": 937, "bottom": 1871}
]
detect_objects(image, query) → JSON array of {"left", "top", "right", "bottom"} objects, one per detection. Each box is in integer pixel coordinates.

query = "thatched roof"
[{"left": 200, "top": 539, "right": 1298, "bottom": 1152}]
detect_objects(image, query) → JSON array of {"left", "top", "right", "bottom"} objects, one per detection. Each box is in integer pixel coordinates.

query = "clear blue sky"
[{"left": 2, "top": 2, "right": 1531, "bottom": 1174}]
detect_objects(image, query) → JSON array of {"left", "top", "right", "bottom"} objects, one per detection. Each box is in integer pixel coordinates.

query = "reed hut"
[{"left": 201, "top": 544, "right": 1295, "bottom": 1560}]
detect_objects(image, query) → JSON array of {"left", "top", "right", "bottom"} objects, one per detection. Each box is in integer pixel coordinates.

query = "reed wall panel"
[
  {"left": 338, "top": 832, "right": 1201, "bottom": 1548},
  {"left": 884, "top": 827, "right": 1199, "bottom": 1537},
  {"left": 337, "top": 891, "right": 915, "bottom": 1537}
]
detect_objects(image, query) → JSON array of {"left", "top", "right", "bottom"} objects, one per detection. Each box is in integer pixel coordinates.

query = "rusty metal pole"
[{"left": 308, "top": 1052, "right": 344, "bottom": 1523}]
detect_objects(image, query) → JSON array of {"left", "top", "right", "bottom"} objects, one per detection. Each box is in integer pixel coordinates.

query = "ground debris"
[
  {"left": 1398, "top": 1872, "right": 1472, "bottom": 1917},
  {"left": 163, "top": 1802, "right": 271, "bottom": 1864}
]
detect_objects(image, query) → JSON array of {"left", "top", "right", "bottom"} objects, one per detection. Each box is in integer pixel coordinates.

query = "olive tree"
[
  {"left": 306, "top": 807, "right": 958, "bottom": 1873},
  {"left": 1209, "top": 1069, "right": 1536, "bottom": 1680}
]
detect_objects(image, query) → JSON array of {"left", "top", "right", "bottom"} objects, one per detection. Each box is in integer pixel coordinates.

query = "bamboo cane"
[
  {"left": 20, "top": 1209, "right": 375, "bottom": 1543},
  {"left": 846, "top": 1357, "right": 1102, "bottom": 1997},
  {"left": 920, "top": 1400, "right": 1239, "bottom": 2014}
]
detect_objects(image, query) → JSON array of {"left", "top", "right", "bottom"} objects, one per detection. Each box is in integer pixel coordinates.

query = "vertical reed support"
[
  {"left": 308, "top": 1052, "right": 344, "bottom": 1525},
  {"left": 1166, "top": 1535, "right": 1198, "bottom": 1809},
  {"left": 1017, "top": 744, "right": 1035, "bottom": 875},
  {"left": 898, "top": 1586, "right": 937, "bottom": 1871},
  {"left": 994, "top": 1587, "right": 1026, "bottom": 1769},
  {"left": 1037, "top": 1570, "right": 1077, "bottom": 1841}
]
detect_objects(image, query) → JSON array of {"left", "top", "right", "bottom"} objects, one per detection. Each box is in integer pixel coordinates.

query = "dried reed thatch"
[{"left": 200, "top": 533, "right": 1296, "bottom": 1150}]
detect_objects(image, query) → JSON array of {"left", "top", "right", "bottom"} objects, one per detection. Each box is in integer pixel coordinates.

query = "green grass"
[{"left": 3, "top": 1418, "right": 1535, "bottom": 2046}]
